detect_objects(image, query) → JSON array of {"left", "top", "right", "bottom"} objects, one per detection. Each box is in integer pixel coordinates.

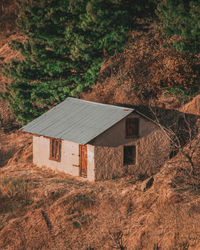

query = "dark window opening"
[
  {"left": 123, "top": 145, "right": 136, "bottom": 165},
  {"left": 50, "top": 138, "right": 61, "bottom": 162},
  {"left": 126, "top": 118, "right": 139, "bottom": 137}
]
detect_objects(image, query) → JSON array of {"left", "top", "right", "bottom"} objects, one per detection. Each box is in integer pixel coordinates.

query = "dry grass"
[
  {"left": 81, "top": 21, "right": 200, "bottom": 109},
  {"left": 0, "top": 96, "right": 199, "bottom": 249},
  {"left": 0, "top": 128, "right": 199, "bottom": 249},
  {"left": 0, "top": 130, "right": 31, "bottom": 167},
  {"left": 0, "top": 7, "right": 200, "bottom": 248},
  {"left": 0, "top": 176, "right": 33, "bottom": 203}
]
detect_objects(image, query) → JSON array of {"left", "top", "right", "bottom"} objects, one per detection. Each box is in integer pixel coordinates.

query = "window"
[
  {"left": 126, "top": 118, "right": 139, "bottom": 137},
  {"left": 49, "top": 138, "right": 61, "bottom": 162},
  {"left": 123, "top": 146, "right": 136, "bottom": 165}
]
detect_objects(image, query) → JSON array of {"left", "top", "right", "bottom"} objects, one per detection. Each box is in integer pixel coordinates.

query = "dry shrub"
[
  {"left": 0, "top": 140, "right": 18, "bottom": 167},
  {"left": 154, "top": 195, "right": 200, "bottom": 249},
  {"left": 0, "top": 116, "right": 199, "bottom": 249},
  {"left": 7, "top": 142, "right": 33, "bottom": 165},
  {"left": 1, "top": 164, "right": 200, "bottom": 249},
  {"left": 0, "top": 131, "right": 32, "bottom": 167},
  {"left": 170, "top": 136, "right": 200, "bottom": 194},
  {"left": 0, "top": 0, "right": 17, "bottom": 39},
  {"left": 82, "top": 21, "right": 200, "bottom": 107},
  {"left": 80, "top": 191, "right": 133, "bottom": 250},
  {"left": 0, "top": 208, "right": 54, "bottom": 250},
  {"left": 0, "top": 177, "right": 32, "bottom": 201},
  {"left": 0, "top": 100, "right": 12, "bottom": 124}
]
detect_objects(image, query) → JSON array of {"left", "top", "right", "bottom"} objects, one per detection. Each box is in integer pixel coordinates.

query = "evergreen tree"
[
  {"left": 1, "top": 0, "right": 157, "bottom": 124},
  {"left": 156, "top": 0, "right": 200, "bottom": 53}
]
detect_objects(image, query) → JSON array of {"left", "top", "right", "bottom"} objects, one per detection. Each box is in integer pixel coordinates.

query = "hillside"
[
  {"left": 0, "top": 0, "right": 199, "bottom": 126},
  {"left": 1, "top": 6, "right": 199, "bottom": 126},
  {"left": 0, "top": 0, "right": 20, "bottom": 127},
  {"left": 0, "top": 96, "right": 199, "bottom": 249},
  {"left": 1, "top": 105, "right": 199, "bottom": 248},
  {"left": 0, "top": 1, "right": 200, "bottom": 249},
  {"left": 81, "top": 20, "right": 200, "bottom": 110}
]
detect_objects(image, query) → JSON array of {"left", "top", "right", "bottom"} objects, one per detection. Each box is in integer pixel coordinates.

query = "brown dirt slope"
[
  {"left": 0, "top": 3, "right": 200, "bottom": 248},
  {"left": 0, "top": 138, "right": 199, "bottom": 249},
  {"left": 81, "top": 21, "right": 200, "bottom": 109},
  {"left": 0, "top": 97, "right": 199, "bottom": 250},
  {"left": 0, "top": 130, "right": 31, "bottom": 167}
]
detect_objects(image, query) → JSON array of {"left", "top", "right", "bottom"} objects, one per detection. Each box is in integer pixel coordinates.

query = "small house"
[{"left": 22, "top": 98, "right": 170, "bottom": 181}]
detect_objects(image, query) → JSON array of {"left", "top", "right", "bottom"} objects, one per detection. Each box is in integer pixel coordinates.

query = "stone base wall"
[
  {"left": 94, "top": 145, "right": 126, "bottom": 180},
  {"left": 94, "top": 129, "right": 170, "bottom": 181}
]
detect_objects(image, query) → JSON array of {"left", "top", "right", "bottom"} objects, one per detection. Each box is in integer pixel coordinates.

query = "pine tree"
[
  {"left": 156, "top": 0, "right": 200, "bottom": 53},
  {"left": 1, "top": 0, "right": 157, "bottom": 124}
]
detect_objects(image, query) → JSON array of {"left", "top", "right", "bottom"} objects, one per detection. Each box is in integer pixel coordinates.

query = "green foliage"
[
  {"left": 1, "top": 0, "right": 160, "bottom": 124},
  {"left": 2, "top": 0, "right": 138, "bottom": 124},
  {"left": 164, "top": 86, "right": 190, "bottom": 102},
  {"left": 156, "top": 0, "right": 200, "bottom": 53}
]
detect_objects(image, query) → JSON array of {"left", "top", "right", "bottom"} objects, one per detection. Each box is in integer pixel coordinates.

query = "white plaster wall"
[
  {"left": 87, "top": 145, "right": 95, "bottom": 181},
  {"left": 33, "top": 135, "right": 80, "bottom": 176},
  {"left": 33, "top": 136, "right": 95, "bottom": 181}
]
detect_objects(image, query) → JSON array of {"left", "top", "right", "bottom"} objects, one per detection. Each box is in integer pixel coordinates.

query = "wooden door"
[{"left": 79, "top": 145, "right": 87, "bottom": 178}]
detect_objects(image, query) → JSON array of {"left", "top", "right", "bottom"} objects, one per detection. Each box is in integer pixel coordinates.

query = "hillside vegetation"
[
  {"left": 0, "top": 112, "right": 199, "bottom": 249},
  {"left": 0, "top": 1, "right": 200, "bottom": 249},
  {"left": 0, "top": 0, "right": 199, "bottom": 125}
]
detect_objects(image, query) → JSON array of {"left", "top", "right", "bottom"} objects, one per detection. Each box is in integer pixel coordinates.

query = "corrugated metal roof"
[{"left": 21, "top": 97, "right": 134, "bottom": 144}]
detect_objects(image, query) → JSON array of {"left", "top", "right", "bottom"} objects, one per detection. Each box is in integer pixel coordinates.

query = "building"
[{"left": 21, "top": 97, "right": 170, "bottom": 181}]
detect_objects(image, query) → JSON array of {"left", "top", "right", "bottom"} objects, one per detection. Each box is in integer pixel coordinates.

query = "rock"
[
  {"left": 179, "top": 94, "right": 200, "bottom": 115},
  {"left": 141, "top": 176, "right": 154, "bottom": 192}
]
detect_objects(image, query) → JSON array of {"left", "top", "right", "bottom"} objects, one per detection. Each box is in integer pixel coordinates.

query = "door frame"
[{"left": 79, "top": 144, "right": 87, "bottom": 178}]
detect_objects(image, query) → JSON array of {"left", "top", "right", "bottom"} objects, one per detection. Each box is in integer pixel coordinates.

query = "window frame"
[
  {"left": 49, "top": 138, "right": 62, "bottom": 162},
  {"left": 125, "top": 118, "right": 139, "bottom": 138},
  {"left": 123, "top": 145, "right": 136, "bottom": 165}
]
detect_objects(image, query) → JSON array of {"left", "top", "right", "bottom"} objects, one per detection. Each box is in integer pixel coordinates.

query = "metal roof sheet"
[{"left": 21, "top": 97, "right": 134, "bottom": 144}]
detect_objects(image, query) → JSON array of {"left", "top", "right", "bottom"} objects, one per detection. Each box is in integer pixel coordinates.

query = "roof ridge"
[{"left": 67, "top": 97, "right": 134, "bottom": 111}]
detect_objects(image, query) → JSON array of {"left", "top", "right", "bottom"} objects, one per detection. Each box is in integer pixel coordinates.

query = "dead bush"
[
  {"left": 0, "top": 177, "right": 33, "bottom": 204},
  {"left": 0, "top": 144, "right": 17, "bottom": 167},
  {"left": 82, "top": 21, "right": 200, "bottom": 106}
]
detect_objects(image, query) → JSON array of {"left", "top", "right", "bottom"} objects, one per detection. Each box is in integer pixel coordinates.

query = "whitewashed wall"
[
  {"left": 87, "top": 145, "right": 95, "bottom": 181},
  {"left": 33, "top": 135, "right": 95, "bottom": 181}
]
